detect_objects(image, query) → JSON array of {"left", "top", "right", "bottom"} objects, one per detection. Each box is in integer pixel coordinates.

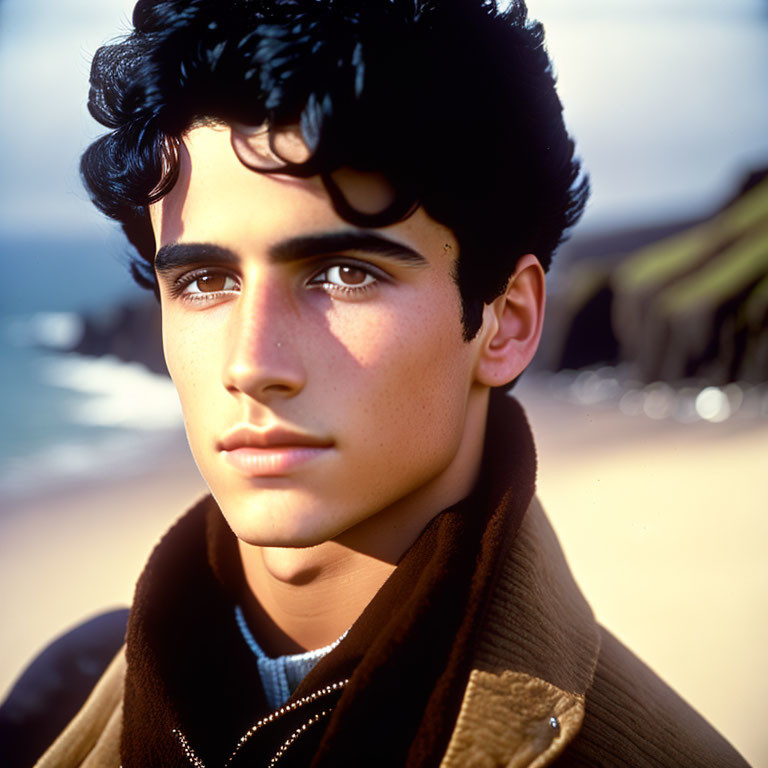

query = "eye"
[
  {"left": 309, "top": 263, "right": 380, "bottom": 296},
  {"left": 180, "top": 272, "right": 240, "bottom": 297},
  {"left": 324, "top": 265, "right": 377, "bottom": 288}
]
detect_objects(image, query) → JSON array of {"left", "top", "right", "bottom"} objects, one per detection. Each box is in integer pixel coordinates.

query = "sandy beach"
[{"left": 2, "top": 378, "right": 766, "bottom": 766}]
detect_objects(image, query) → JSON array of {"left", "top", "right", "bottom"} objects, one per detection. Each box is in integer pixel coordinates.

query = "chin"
[
  {"left": 234, "top": 525, "right": 334, "bottom": 550},
  {"left": 215, "top": 490, "right": 348, "bottom": 549}
]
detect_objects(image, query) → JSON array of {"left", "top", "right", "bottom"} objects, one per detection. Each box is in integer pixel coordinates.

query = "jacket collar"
[
  {"left": 33, "top": 500, "right": 600, "bottom": 768},
  {"left": 441, "top": 496, "right": 601, "bottom": 767}
]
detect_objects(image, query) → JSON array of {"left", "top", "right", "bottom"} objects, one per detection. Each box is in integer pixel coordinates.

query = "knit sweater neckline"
[{"left": 234, "top": 604, "right": 348, "bottom": 709}]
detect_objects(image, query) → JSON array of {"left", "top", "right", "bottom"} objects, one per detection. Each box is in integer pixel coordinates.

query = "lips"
[
  {"left": 218, "top": 425, "right": 333, "bottom": 451},
  {"left": 217, "top": 425, "right": 333, "bottom": 477}
]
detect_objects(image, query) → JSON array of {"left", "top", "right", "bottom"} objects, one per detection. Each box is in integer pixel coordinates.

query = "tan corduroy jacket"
[{"left": 34, "top": 498, "right": 749, "bottom": 768}]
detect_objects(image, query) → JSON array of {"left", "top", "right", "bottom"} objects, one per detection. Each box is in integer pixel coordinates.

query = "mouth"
[{"left": 217, "top": 425, "right": 334, "bottom": 477}]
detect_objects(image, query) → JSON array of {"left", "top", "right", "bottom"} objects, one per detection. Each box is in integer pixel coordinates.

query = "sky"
[
  {"left": 532, "top": 0, "right": 768, "bottom": 228},
  {"left": 0, "top": 0, "right": 767, "bottom": 237}
]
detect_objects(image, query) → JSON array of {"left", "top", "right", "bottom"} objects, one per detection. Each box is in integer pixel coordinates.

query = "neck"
[
  {"left": 237, "top": 540, "right": 395, "bottom": 655},
  {"left": 238, "top": 387, "right": 490, "bottom": 656}
]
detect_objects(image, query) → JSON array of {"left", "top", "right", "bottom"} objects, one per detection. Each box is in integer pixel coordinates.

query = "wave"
[
  {"left": 0, "top": 352, "right": 186, "bottom": 500},
  {"left": 0, "top": 429, "right": 187, "bottom": 500},
  {"left": 40, "top": 355, "right": 183, "bottom": 431}
]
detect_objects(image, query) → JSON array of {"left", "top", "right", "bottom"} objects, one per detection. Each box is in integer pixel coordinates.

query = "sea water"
[{"left": 0, "top": 234, "right": 185, "bottom": 500}]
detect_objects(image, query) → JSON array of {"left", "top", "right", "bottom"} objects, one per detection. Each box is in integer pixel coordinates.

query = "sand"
[{"left": 2, "top": 382, "right": 766, "bottom": 765}]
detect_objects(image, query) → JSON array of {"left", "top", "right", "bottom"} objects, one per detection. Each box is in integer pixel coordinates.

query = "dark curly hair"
[{"left": 82, "top": 0, "right": 588, "bottom": 339}]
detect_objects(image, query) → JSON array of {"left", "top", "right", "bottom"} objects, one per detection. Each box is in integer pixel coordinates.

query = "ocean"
[{"left": 0, "top": 234, "right": 185, "bottom": 500}]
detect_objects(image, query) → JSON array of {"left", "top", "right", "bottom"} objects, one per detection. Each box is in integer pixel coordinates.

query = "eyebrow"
[
  {"left": 154, "top": 243, "right": 238, "bottom": 273},
  {"left": 154, "top": 231, "right": 428, "bottom": 274}
]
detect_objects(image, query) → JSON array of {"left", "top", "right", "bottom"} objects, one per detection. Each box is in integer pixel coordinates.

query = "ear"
[{"left": 474, "top": 254, "right": 546, "bottom": 388}]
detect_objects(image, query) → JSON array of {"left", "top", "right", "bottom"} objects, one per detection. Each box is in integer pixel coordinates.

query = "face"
[{"left": 151, "top": 125, "right": 490, "bottom": 548}]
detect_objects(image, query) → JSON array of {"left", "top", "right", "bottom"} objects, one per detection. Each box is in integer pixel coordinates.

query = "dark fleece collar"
[{"left": 121, "top": 392, "right": 537, "bottom": 768}]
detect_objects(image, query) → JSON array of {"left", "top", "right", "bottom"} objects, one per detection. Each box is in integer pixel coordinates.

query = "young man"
[{"left": 4, "top": 0, "right": 751, "bottom": 766}]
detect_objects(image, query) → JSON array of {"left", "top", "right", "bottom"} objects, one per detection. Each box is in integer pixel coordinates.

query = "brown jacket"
[{"left": 34, "top": 495, "right": 749, "bottom": 768}]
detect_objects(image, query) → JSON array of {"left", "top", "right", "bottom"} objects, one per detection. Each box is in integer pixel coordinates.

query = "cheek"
[
  {"left": 326, "top": 282, "right": 470, "bottom": 386},
  {"left": 325, "top": 283, "right": 473, "bottom": 455},
  {"left": 162, "top": 311, "right": 223, "bottom": 436}
]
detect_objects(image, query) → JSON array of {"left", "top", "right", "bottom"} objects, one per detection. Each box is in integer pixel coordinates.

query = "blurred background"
[{"left": 0, "top": 0, "right": 766, "bottom": 764}]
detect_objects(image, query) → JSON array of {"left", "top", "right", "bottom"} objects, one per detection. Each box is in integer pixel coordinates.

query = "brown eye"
[
  {"left": 338, "top": 266, "right": 367, "bottom": 285},
  {"left": 198, "top": 275, "right": 228, "bottom": 292},
  {"left": 182, "top": 273, "right": 239, "bottom": 296},
  {"left": 321, "top": 265, "right": 377, "bottom": 291}
]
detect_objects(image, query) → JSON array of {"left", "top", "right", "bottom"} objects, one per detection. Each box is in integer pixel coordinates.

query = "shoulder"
[
  {"left": 556, "top": 627, "right": 750, "bottom": 767},
  {"left": 444, "top": 499, "right": 750, "bottom": 767},
  {"left": 515, "top": 501, "right": 751, "bottom": 766},
  {"left": 0, "top": 609, "right": 129, "bottom": 768}
]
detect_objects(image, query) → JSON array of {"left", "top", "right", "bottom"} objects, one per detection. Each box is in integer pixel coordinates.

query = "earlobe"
[{"left": 474, "top": 254, "right": 546, "bottom": 388}]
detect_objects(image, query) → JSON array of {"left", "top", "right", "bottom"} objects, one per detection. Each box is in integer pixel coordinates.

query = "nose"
[{"left": 222, "top": 278, "right": 307, "bottom": 402}]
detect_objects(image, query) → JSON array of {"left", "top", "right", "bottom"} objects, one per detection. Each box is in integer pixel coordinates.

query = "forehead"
[{"left": 149, "top": 125, "right": 457, "bottom": 261}]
